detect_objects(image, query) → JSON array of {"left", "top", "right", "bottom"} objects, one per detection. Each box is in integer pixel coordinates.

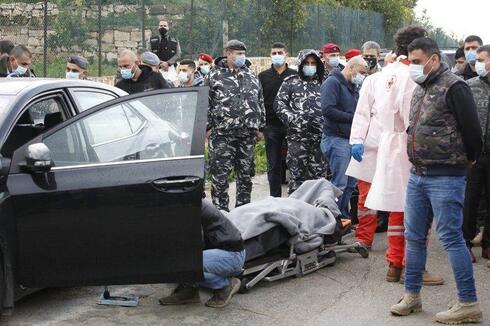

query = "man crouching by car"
[{"left": 159, "top": 200, "right": 245, "bottom": 308}]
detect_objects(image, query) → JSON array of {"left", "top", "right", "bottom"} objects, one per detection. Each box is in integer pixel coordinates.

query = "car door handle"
[{"left": 152, "top": 176, "right": 201, "bottom": 193}]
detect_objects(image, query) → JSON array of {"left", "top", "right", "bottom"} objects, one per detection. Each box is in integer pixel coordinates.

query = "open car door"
[{"left": 8, "top": 87, "right": 208, "bottom": 287}]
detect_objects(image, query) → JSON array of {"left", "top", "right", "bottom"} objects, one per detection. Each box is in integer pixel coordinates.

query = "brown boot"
[
  {"left": 422, "top": 270, "right": 444, "bottom": 286},
  {"left": 387, "top": 264, "right": 403, "bottom": 282},
  {"left": 399, "top": 270, "right": 444, "bottom": 286},
  {"left": 482, "top": 247, "right": 490, "bottom": 259}
]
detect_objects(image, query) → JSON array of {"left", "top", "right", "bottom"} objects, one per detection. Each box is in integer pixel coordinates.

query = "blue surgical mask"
[
  {"left": 329, "top": 57, "right": 339, "bottom": 67},
  {"left": 271, "top": 54, "right": 285, "bottom": 66},
  {"left": 409, "top": 55, "right": 435, "bottom": 84},
  {"left": 465, "top": 50, "right": 477, "bottom": 65},
  {"left": 475, "top": 61, "right": 488, "bottom": 77},
  {"left": 352, "top": 73, "right": 365, "bottom": 86},
  {"left": 66, "top": 71, "right": 80, "bottom": 80},
  {"left": 200, "top": 65, "right": 210, "bottom": 75},
  {"left": 15, "top": 65, "right": 28, "bottom": 76},
  {"left": 302, "top": 65, "right": 317, "bottom": 77},
  {"left": 234, "top": 55, "right": 246, "bottom": 67},
  {"left": 120, "top": 67, "right": 134, "bottom": 80}
]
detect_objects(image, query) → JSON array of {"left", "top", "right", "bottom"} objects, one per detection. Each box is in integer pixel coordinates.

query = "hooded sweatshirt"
[{"left": 274, "top": 49, "right": 325, "bottom": 140}]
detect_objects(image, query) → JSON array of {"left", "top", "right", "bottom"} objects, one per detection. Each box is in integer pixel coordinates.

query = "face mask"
[
  {"left": 66, "top": 71, "right": 80, "bottom": 80},
  {"left": 159, "top": 27, "right": 168, "bottom": 36},
  {"left": 475, "top": 61, "right": 489, "bottom": 77},
  {"left": 352, "top": 73, "right": 365, "bottom": 86},
  {"left": 364, "top": 57, "right": 378, "bottom": 70},
  {"left": 409, "top": 55, "right": 435, "bottom": 84},
  {"left": 302, "top": 65, "right": 317, "bottom": 77},
  {"left": 271, "top": 54, "right": 285, "bottom": 66},
  {"left": 200, "top": 65, "right": 210, "bottom": 75},
  {"left": 234, "top": 55, "right": 246, "bottom": 67},
  {"left": 465, "top": 50, "right": 477, "bottom": 65},
  {"left": 328, "top": 57, "right": 339, "bottom": 67},
  {"left": 120, "top": 67, "right": 134, "bottom": 80},
  {"left": 15, "top": 65, "right": 28, "bottom": 76},
  {"left": 178, "top": 71, "right": 189, "bottom": 83}
]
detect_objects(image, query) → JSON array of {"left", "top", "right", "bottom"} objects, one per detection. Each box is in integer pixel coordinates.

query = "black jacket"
[
  {"left": 455, "top": 63, "right": 478, "bottom": 81},
  {"left": 259, "top": 65, "right": 297, "bottom": 127},
  {"left": 201, "top": 200, "right": 244, "bottom": 252},
  {"left": 115, "top": 65, "right": 172, "bottom": 94}
]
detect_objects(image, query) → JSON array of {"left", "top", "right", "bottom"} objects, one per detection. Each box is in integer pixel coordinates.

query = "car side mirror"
[{"left": 23, "top": 143, "right": 52, "bottom": 173}]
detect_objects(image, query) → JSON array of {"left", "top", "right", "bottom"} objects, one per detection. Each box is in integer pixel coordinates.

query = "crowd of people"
[{"left": 1, "top": 20, "right": 489, "bottom": 324}]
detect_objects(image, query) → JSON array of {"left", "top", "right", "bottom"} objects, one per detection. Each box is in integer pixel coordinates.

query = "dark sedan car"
[{"left": 0, "top": 79, "right": 208, "bottom": 315}]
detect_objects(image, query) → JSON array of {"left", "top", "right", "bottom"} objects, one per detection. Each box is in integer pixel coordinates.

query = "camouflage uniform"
[
  {"left": 468, "top": 76, "right": 490, "bottom": 151},
  {"left": 407, "top": 67, "right": 467, "bottom": 172},
  {"left": 206, "top": 56, "right": 265, "bottom": 211},
  {"left": 274, "top": 49, "right": 326, "bottom": 194}
]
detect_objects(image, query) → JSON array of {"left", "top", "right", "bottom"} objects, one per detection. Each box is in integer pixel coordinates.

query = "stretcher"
[{"left": 239, "top": 219, "right": 368, "bottom": 293}]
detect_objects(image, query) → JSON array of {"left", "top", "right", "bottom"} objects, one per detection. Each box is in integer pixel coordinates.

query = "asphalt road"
[{"left": 3, "top": 175, "right": 489, "bottom": 326}]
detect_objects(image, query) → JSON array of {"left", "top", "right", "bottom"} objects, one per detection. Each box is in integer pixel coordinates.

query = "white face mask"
[
  {"left": 475, "top": 61, "right": 489, "bottom": 78},
  {"left": 352, "top": 73, "right": 365, "bottom": 86},
  {"left": 178, "top": 71, "right": 189, "bottom": 83},
  {"left": 15, "top": 65, "right": 28, "bottom": 76},
  {"left": 409, "top": 55, "right": 435, "bottom": 84},
  {"left": 66, "top": 71, "right": 80, "bottom": 80}
]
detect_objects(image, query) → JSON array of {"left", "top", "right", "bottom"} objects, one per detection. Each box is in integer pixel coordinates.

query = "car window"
[
  {"left": 44, "top": 92, "right": 198, "bottom": 167},
  {"left": 1, "top": 96, "right": 66, "bottom": 158},
  {"left": 72, "top": 91, "right": 117, "bottom": 112}
]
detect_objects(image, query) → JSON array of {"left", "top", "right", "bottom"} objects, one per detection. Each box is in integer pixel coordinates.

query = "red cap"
[
  {"left": 344, "top": 49, "right": 362, "bottom": 60},
  {"left": 322, "top": 43, "right": 340, "bottom": 54},
  {"left": 198, "top": 53, "right": 213, "bottom": 64}
]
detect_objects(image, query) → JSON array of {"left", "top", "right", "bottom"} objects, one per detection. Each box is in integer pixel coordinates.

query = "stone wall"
[{"left": 0, "top": 2, "right": 164, "bottom": 61}]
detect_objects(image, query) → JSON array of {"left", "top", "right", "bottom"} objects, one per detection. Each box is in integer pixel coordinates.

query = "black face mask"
[
  {"left": 159, "top": 27, "right": 168, "bottom": 36},
  {"left": 365, "top": 57, "right": 378, "bottom": 70}
]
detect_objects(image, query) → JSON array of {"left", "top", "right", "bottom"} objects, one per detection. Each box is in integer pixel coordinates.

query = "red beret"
[
  {"left": 344, "top": 49, "right": 362, "bottom": 60},
  {"left": 198, "top": 53, "right": 213, "bottom": 64},
  {"left": 322, "top": 43, "right": 340, "bottom": 54}
]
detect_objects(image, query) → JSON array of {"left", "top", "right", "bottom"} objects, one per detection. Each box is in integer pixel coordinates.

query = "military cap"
[
  {"left": 142, "top": 51, "right": 160, "bottom": 66},
  {"left": 225, "top": 40, "right": 247, "bottom": 51}
]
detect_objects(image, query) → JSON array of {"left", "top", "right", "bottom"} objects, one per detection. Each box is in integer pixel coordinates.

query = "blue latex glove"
[{"left": 351, "top": 144, "right": 364, "bottom": 162}]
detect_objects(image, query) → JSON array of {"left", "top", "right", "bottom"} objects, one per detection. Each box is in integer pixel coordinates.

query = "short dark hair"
[
  {"left": 271, "top": 42, "right": 287, "bottom": 50},
  {"left": 408, "top": 37, "right": 441, "bottom": 59},
  {"left": 0, "top": 40, "right": 14, "bottom": 55},
  {"left": 136, "top": 48, "right": 148, "bottom": 56},
  {"left": 10, "top": 45, "right": 32, "bottom": 59},
  {"left": 394, "top": 25, "right": 428, "bottom": 57},
  {"left": 464, "top": 35, "right": 483, "bottom": 46},
  {"left": 477, "top": 45, "right": 490, "bottom": 55},
  {"left": 179, "top": 59, "right": 196, "bottom": 70},
  {"left": 455, "top": 46, "right": 465, "bottom": 60}
]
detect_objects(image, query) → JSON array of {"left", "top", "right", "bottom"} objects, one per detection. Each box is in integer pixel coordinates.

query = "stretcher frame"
[{"left": 239, "top": 230, "right": 369, "bottom": 293}]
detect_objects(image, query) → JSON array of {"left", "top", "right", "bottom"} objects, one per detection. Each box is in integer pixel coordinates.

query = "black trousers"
[
  {"left": 463, "top": 155, "right": 490, "bottom": 249},
  {"left": 263, "top": 125, "right": 287, "bottom": 197}
]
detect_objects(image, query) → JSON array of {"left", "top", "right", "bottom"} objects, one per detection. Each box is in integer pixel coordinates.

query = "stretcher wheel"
[
  {"left": 356, "top": 245, "right": 369, "bottom": 259},
  {"left": 325, "top": 250, "right": 336, "bottom": 267},
  {"left": 239, "top": 277, "right": 250, "bottom": 294}
]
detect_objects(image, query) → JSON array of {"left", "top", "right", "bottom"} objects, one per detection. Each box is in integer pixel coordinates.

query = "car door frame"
[{"left": 7, "top": 87, "right": 209, "bottom": 288}]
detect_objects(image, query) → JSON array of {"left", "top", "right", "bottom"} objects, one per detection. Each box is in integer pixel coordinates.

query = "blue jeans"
[
  {"left": 198, "top": 249, "right": 245, "bottom": 290},
  {"left": 321, "top": 135, "right": 357, "bottom": 218},
  {"left": 404, "top": 173, "right": 477, "bottom": 302}
]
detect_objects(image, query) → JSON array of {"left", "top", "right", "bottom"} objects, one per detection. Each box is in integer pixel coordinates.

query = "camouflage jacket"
[
  {"left": 407, "top": 65, "right": 467, "bottom": 171},
  {"left": 205, "top": 57, "right": 265, "bottom": 134},
  {"left": 468, "top": 76, "right": 490, "bottom": 152},
  {"left": 274, "top": 49, "right": 324, "bottom": 140}
]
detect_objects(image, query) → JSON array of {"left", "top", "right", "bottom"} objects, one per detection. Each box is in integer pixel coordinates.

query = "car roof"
[{"left": 0, "top": 78, "right": 127, "bottom": 96}]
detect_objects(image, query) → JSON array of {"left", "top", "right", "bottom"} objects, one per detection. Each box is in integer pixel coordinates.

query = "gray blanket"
[{"left": 227, "top": 179, "right": 342, "bottom": 254}]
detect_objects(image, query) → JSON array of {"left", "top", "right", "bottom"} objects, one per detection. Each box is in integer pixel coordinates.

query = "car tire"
[{"left": 0, "top": 252, "right": 5, "bottom": 316}]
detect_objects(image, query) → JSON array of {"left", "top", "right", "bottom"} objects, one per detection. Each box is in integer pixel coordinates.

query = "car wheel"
[{"left": 0, "top": 253, "right": 5, "bottom": 315}]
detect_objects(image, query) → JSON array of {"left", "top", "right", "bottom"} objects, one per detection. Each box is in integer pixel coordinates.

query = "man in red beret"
[
  {"left": 344, "top": 49, "right": 362, "bottom": 61},
  {"left": 198, "top": 53, "right": 213, "bottom": 76},
  {"left": 322, "top": 42, "right": 344, "bottom": 78}
]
